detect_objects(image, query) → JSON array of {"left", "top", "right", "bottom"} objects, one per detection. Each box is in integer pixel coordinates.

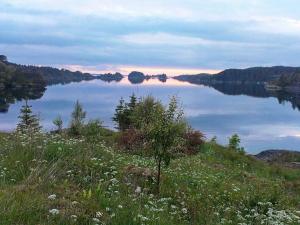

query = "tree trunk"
[{"left": 156, "top": 157, "right": 162, "bottom": 195}]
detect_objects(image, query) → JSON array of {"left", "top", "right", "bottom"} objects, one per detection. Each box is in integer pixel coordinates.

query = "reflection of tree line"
[
  {"left": 204, "top": 83, "right": 300, "bottom": 111},
  {"left": 2, "top": 69, "right": 300, "bottom": 113},
  {"left": 0, "top": 86, "right": 45, "bottom": 113}
]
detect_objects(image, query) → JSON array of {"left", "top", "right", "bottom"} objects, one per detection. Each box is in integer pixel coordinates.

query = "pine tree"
[
  {"left": 69, "top": 100, "right": 86, "bottom": 135},
  {"left": 113, "top": 97, "right": 126, "bottom": 130},
  {"left": 17, "top": 100, "right": 41, "bottom": 133},
  {"left": 53, "top": 115, "right": 63, "bottom": 133},
  {"left": 128, "top": 93, "right": 137, "bottom": 111}
]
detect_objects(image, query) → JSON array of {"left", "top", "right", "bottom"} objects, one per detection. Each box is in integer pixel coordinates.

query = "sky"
[{"left": 1, "top": 0, "right": 300, "bottom": 76}]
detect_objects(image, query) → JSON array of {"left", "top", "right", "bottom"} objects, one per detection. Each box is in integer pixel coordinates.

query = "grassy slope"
[{"left": 0, "top": 131, "right": 299, "bottom": 225}]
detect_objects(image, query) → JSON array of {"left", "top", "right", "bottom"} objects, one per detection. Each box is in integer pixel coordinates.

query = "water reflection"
[
  {"left": 202, "top": 82, "right": 300, "bottom": 111},
  {"left": 0, "top": 86, "right": 46, "bottom": 113},
  {"left": 1, "top": 77, "right": 300, "bottom": 153},
  {"left": 1, "top": 77, "right": 300, "bottom": 113}
]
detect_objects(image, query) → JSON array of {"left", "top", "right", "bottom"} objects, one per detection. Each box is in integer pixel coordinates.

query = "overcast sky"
[{"left": 1, "top": 0, "right": 300, "bottom": 75}]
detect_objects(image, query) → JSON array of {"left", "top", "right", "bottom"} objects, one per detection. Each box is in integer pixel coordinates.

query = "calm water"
[{"left": 1, "top": 78, "right": 300, "bottom": 154}]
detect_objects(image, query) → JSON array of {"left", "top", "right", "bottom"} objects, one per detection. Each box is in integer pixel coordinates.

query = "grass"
[{"left": 0, "top": 130, "right": 299, "bottom": 225}]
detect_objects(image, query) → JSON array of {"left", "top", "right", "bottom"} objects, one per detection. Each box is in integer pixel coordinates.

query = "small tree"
[
  {"left": 128, "top": 93, "right": 137, "bottom": 111},
  {"left": 113, "top": 97, "right": 127, "bottom": 131},
  {"left": 146, "top": 96, "right": 186, "bottom": 194},
  {"left": 17, "top": 99, "right": 41, "bottom": 133},
  {"left": 228, "top": 134, "right": 244, "bottom": 153},
  {"left": 53, "top": 115, "right": 63, "bottom": 133},
  {"left": 69, "top": 100, "right": 86, "bottom": 135},
  {"left": 113, "top": 94, "right": 137, "bottom": 131}
]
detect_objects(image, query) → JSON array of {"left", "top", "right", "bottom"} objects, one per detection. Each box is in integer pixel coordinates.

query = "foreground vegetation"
[{"left": 0, "top": 96, "right": 300, "bottom": 225}]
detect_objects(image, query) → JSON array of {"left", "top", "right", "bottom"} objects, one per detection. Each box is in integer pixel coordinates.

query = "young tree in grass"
[
  {"left": 53, "top": 115, "right": 63, "bottom": 133},
  {"left": 17, "top": 99, "right": 41, "bottom": 133},
  {"left": 145, "top": 96, "right": 186, "bottom": 194},
  {"left": 228, "top": 134, "right": 245, "bottom": 153},
  {"left": 69, "top": 100, "right": 86, "bottom": 135},
  {"left": 113, "top": 94, "right": 137, "bottom": 131}
]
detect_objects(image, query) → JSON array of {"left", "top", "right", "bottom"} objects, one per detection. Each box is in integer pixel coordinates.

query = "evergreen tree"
[
  {"left": 69, "top": 100, "right": 86, "bottom": 135},
  {"left": 17, "top": 99, "right": 41, "bottom": 133},
  {"left": 128, "top": 93, "right": 137, "bottom": 111},
  {"left": 53, "top": 115, "right": 63, "bottom": 133},
  {"left": 113, "top": 97, "right": 128, "bottom": 131}
]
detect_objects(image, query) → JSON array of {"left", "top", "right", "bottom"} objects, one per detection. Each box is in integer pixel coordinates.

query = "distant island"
[{"left": 128, "top": 71, "right": 167, "bottom": 84}]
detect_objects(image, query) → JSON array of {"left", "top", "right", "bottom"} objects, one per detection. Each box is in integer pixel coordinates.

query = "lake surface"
[{"left": 1, "top": 77, "right": 300, "bottom": 154}]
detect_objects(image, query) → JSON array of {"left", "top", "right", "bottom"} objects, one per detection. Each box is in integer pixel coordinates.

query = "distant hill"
[
  {"left": 5, "top": 62, "right": 95, "bottom": 85},
  {"left": 0, "top": 60, "right": 46, "bottom": 90},
  {"left": 255, "top": 150, "right": 300, "bottom": 168},
  {"left": 175, "top": 66, "right": 300, "bottom": 84}
]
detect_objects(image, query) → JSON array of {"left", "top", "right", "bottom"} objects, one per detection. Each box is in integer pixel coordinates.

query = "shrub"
[
  {"left": 82, "top": 119, "right": 103, "bottom": 142},
  {"left": 118, "top": 128, "right": 146, "bottom": 152},
  {"left": 132, "top": 96, "right": 164, "bottom": 129},
  {"left": 183, "top": 129, "right": 205, "bottom": 154}
]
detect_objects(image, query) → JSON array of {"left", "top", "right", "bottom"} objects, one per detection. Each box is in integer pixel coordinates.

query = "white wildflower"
[
  {"left": 135, "top": 186, "right": 142, "bottom": 194},
  {"left": 96, "top": 211, "right": 103, "bottom": 218},
  {"left": 48, "top": 194, "right": 56, "bottom": 200},
  {"left": 182, "top": 208, "right": 188, "bottom": 214},
  {"left": 92, "top": 217, "right": 100, "bottom": 223},
  {"left": 49, "top": 208, "right": 59, "bottom": 215},
  {"left": 71, "top": 215, "right": 77, "bottom": 221}
]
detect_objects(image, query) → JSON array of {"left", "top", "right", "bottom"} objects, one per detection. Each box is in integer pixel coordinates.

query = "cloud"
[{"left": 1, "top": 0, "right": 300, "bottom": 72}]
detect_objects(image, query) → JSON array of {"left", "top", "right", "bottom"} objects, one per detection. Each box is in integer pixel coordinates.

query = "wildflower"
[
  {"left": 48, "top": 194, "right": 56, "bottom": 200},
  {"left": 135, "top": 186, "right": 142, "bottom": 194},
  {"left": 118, "top": 205, "right": 123, "bottom": 209},
  {"left": 96, "top": 211, "right": 103, "bottom": 218},
  {"left": 72, "top": 201, "right": 79, "bottom": 206},
  {"left": 49, "top": 208, "right": 59, "bottom": 215},
  {"left": 182, "top": 208, "right": 188, "bottom": 214},
  {"left": 71, "top": 215, "right": 77, "bottom": 221},
  {"left": 92, "top": 217, "right": 100, "bottom": 223}
]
